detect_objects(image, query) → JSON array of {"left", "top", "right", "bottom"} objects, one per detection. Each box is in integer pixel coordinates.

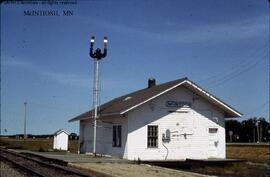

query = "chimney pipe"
[{"left": 148, "top": 78, "right": 156, "bottom": 88}]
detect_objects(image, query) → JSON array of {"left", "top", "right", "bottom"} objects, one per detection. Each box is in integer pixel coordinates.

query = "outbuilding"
[
  {"left": 53, "top": 129, "right": 69, "bottom": 151},
  {"left": 69, "top": 77, "right": 241, "bottom": 160}
]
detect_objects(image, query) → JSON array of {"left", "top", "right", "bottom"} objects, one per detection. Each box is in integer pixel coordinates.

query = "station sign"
[{"left": 166, "top": 101, "right": 191, "bottom": 108}]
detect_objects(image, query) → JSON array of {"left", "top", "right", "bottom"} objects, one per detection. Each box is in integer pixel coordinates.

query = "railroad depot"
[{"left": 69, "top": 77, "right": 242, "bottom": 160}]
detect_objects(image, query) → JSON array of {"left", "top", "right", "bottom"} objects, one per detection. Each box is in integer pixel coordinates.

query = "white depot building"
[
  {"left": 53, "top": 129, "right": 69, "bottom": 151},
  {"left": 69, "top": 77, "right": 241, "bottom": 160}
]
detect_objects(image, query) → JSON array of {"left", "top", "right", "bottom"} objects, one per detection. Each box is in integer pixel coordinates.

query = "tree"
[
  {"left": 225, "top": 120, "right": 242, "bottom": 142},
  {"left": 225, "top": 117, "right": 270, "bottom": 143}
]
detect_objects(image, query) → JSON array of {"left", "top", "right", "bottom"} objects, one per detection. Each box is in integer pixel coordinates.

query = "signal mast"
[{"left": 89, "top": 36, "right": 108, "bottom": 156}]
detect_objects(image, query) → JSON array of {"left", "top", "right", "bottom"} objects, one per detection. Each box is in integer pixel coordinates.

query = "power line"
[
  {"left": 198, "top": 44, "right": 268, "bottom": 84},
  {"left": 208, "top": 54, "right": 267, "bottom": 88},
  {"left": 244, "top": 101, "right": 269, "bottom": 117}
]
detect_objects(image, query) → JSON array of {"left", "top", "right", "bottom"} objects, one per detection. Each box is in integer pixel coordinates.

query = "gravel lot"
[{"left": 69, "top": 163, "right": 208, "bottom": 177}]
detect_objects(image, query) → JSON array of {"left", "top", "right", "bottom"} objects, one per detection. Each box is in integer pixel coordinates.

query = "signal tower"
[{"left": 89, "top": 36, "right": 108, "bottom": 156}]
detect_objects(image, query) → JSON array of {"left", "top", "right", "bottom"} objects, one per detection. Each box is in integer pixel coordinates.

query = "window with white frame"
[
  {"left": 112, "top": 125, "right": 121, "bottom": 147},
  {"left": 147, "top": 125, "right": 158, "bottom": 148}
]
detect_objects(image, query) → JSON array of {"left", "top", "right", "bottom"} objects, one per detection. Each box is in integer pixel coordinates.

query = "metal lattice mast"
[{"left": 89, "top": 36, "right": 107, "bottom": 156}]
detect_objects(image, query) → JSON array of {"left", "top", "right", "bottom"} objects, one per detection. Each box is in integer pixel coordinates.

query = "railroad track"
[{"left": 0, "top": 148, "right": 92, "bottom": 177}]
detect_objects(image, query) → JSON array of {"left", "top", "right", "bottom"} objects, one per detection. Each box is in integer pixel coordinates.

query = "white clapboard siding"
[
  {"left": 80, "top": 85, "right": 226, "bottom": 160},
  {"left": 80, "top": 116, "right": 128, "bottom": 158},
  {"left": 127, "top": 86, "right": 225, "bottom": 160}
]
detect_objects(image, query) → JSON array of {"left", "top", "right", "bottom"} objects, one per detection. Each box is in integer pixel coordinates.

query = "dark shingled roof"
[
  {"left": 69, "top": 77, "right": 242, "bottom": 122},
  {"left": 69, "top": 77, "right": 187, "bottom": 122}
]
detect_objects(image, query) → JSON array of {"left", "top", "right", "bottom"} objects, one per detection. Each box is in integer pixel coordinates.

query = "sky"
[{"left": 1, "top": 0, "right": 269, "bottom": 135}]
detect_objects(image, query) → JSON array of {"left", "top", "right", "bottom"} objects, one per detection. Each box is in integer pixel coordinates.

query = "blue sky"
[{"left": 1, "top": 0, "right": 269, "bottom": 135}]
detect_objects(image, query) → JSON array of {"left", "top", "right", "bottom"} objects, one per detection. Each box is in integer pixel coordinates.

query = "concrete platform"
[
  {"left": 11, "top": 149, "right": 130, "bottom": 164},
  {"left": 142, "top": 158, "right": 245, "bottom": 163},
  {"left": 11, "top": 149, "right": 245, "bottom": 166},
  {"left": 142, "top": 158, "right": 246, "bottom": 169},
  {"left": 186, "top": 158, "right": 246, "bottom": 163}
]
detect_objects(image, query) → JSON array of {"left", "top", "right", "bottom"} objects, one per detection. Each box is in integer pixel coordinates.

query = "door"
[{"left": 208, "top": 128, "right": 218, "bottom": 158}]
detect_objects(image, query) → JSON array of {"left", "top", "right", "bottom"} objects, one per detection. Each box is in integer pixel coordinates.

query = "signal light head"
[
  {"left": 104, "top": 36, "right": 108, "bottom": 44},
  {"left": 91, "top": 36, "right": 95, "bottom": 43}
]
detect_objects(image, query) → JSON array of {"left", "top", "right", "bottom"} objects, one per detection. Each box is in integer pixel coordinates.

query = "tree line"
[{"left": 225, "top": 117, "right": 269, "bottom": 143}]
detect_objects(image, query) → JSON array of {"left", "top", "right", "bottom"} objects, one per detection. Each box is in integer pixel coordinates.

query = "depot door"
[{"left": 208, "top": 128, "right": 218, "bottom": 157}]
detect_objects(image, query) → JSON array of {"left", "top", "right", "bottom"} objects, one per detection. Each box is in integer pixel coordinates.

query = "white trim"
[
  {"left": 120, "top": 80, "right": 187, "bottom": 114},
  {"left": 54, "top": 129, "right": 70, "bottom": 136},
  {"left": 185, "top": 80, "right": 242, "bottom": 117},
  {"left": 121, "top": 80, "right": 242, "bottom": 117}
]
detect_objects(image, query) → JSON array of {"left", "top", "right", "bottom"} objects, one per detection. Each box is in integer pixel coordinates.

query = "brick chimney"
[{"left": 148, "top": 78, "right": 156, "bottom": 88}]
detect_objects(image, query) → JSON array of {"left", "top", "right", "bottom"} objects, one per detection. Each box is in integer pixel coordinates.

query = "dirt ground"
[{"left": 69, "top": 163, "right": 208, "bottom": 177}]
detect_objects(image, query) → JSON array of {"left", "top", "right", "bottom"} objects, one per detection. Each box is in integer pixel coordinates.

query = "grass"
[
  {"left": 191, "top": 163, "right": 269, "bottom": 177},
  {"left": 226, "top": 145, "right": 270, "bottom": 164},
  {"left": 0, "top": 138, "right": 79, "bottom": 152},
  {"left": 190, "top": 145, "right": 270, "bottom": 177}
]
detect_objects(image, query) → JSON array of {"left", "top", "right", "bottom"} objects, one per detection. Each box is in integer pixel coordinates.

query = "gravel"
[
  {"left": 69, "top": 162, "right": 209, "bottom": 177},
  {"left": 0, "top": 160, "right": 33, "bottom": 177}
]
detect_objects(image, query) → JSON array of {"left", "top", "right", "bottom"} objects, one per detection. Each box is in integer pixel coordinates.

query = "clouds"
[
  {"left": 166, "top": 16, "right": 267, "bottom": 44},
  {"left": 43, "top": 71, "right": 90, "bottom": 88},
  {"left": 2, "top": 57, "right": 127, "bottom": 91},
  {"left": 2, "top": 57, "right": 90, "bottom": 89},
  {"left": 85, "top": 14, "right": 267, "bottom": 44}
]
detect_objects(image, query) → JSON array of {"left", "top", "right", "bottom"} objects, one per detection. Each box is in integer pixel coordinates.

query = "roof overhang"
[
  {"left": 68, "top": 112, "right": 121, "bottom": 122},
  {"left": 120, "top": 80, "right": 242, "bottom": 118},
  {"left": 183, "top": 80, "right": 242, "bottom": 118},
  {"left": 54, "top": 129, "right": 70, "bottom": 136}
]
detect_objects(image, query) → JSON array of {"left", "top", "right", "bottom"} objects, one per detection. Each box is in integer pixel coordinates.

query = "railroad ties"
[{"left": 0, "top": 148, "right": 92, "bottom": 177}]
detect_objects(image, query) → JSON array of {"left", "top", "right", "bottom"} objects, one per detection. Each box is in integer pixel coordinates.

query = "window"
[
  {"left": 113, "top": 125, "right": 121, "bottom": 147},
  {"left": 209, "top": 128, "right": 218, "bottom": 133},
  {"left": 147, "top": 125, "right": 158, "bottom": 148}
]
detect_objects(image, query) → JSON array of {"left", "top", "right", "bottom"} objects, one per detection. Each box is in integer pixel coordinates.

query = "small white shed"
[{"left": 53, "top": 129, "right": 69, "bottom": 151}]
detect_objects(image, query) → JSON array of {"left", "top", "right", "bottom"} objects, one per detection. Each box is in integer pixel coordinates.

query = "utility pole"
[
  {"left": 24, "top": 102, "right": 27, "bottom": 139},
  {"left": 229, "top": 131, "right": 233, "bottom": 143},
  {"left": 260, "top": 123, "right": 262, "bottom": 142},
  {"left": 253, "top": 127, "right": 255, "bottom": 143},
  {"left": 256, "top": 120, "right": 260, "bottom": 143},
  {"left": 89, "top": 36, "right": 107, "bottom": 156}
]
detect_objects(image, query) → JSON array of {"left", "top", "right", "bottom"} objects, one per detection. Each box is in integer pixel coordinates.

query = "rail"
[{"left": 0, "top": 148, "right": 92, "bottom": 177}]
